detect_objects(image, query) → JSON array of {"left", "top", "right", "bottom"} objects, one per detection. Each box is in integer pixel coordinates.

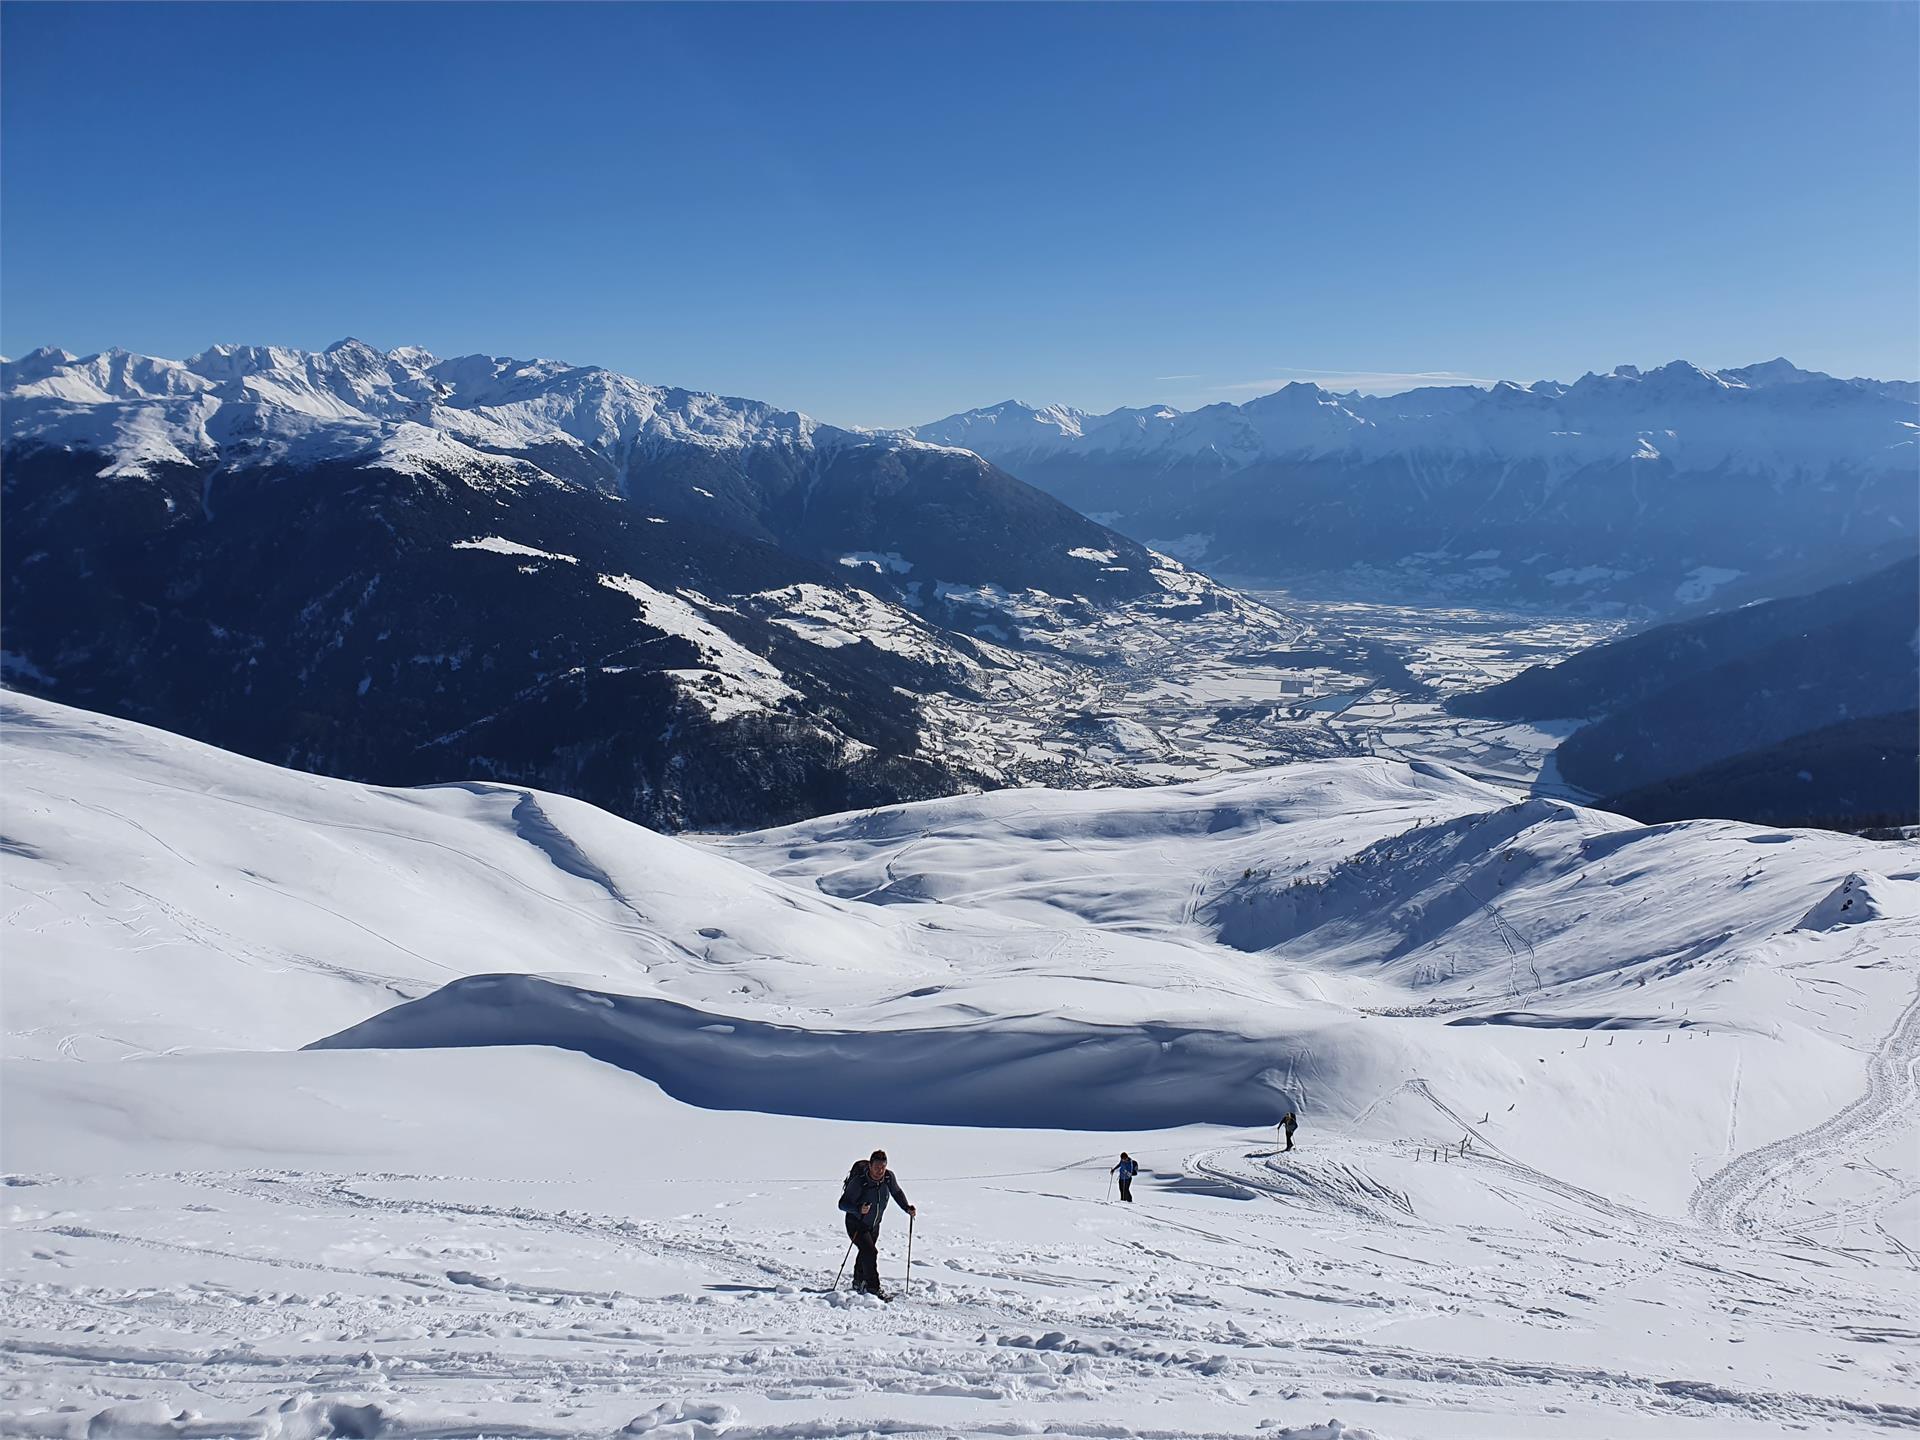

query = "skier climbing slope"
[{"left": 838, "top": 1148, "right": 916, "bottom": 1299}]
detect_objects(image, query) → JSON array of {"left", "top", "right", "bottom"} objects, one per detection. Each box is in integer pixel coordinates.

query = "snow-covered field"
[{"left": 3, "top": 692, "right": 1917, "bottom": 1438}]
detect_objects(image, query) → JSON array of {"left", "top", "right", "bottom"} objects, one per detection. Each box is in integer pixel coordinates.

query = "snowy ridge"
[
  {"left": 913, "top": 359, "right": 1919, "bottom": 477},
  {"left": 749, "top": 582, "right": 956, "bottom": 662},
  {"left": 9, "top": 343, "right": 1911, "bottom": 496},
  {"left": 1, "top": 338, "right": 951, "bottom": 482},
  {"left": 595, "top": 574, "right": 801, "bottom": 722},
  {"left": 909, "top": 360, "right": 1919, "bottom": 606}
]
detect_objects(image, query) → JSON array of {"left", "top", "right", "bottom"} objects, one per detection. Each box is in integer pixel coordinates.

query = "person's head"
[
  {"left": 868, "top": 1149, "right": 888, "bottom": 1179},
  {"left": 1119, "top": 1151, "right": 1131, "bottom": 1161}
]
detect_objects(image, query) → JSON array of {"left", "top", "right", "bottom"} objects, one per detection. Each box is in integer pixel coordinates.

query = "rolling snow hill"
[
  {"left": 1, "top": 341, "right": 1285, "bottom": 830},
  {"left": 4, "top": 692, "right": 1917, "bottom": 1436},
  {"left": 913, "top": 360, "right": 1920, "bottom": 609}
]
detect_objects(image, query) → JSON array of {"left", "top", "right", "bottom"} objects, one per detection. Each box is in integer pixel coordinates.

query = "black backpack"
[{"left": 839, "top": 1159, "right": 867, "bottom": 1211}]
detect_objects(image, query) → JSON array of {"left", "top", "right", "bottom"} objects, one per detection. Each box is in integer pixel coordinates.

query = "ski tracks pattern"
[{"left": 1690, "top": 981, "right": 1920, "bottom": 1236}]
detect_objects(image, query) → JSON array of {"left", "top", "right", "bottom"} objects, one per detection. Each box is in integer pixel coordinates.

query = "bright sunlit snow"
[{"left": 3, "top": 692, "right": 1915, "bottom": 1437}]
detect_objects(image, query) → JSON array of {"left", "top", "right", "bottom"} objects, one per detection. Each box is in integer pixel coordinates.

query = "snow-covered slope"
[
  {"left": 914, "top": 361, "right": 1920, "bottom": 608},
  {"left": 5, "top": 693, "right": 1917, "bottom": 1435}
]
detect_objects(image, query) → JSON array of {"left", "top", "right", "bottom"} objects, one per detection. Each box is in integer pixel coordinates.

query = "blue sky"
[{"left": 3, "top": 2, "right": 1914, "bottom": 427}]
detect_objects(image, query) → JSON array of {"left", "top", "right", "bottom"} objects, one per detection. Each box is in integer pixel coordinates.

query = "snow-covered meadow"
[{"left": 3, "top": 692, "right": 1916, "bottom": 1437}]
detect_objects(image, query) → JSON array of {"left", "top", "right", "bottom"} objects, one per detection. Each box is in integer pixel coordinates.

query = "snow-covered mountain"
[
  {"left": 1, "top": 338, "right": 1189, "bottom": 612},
  {"left": 3, "top": 338, "right": 847, "bottom": 472},
  {"left": 2, "top": 340, "right": 1281, "bottom": 830},
  {"left": 914, "top": 360, "right": 1920, "bottom": 609},
  {"left": 5, "top": 691, "right": 1916, "bottom": 1434}
]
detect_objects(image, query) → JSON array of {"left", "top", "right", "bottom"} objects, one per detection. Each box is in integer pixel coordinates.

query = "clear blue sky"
[{"left": 3, "top": 2, "right": 1914, "bottom": 427}]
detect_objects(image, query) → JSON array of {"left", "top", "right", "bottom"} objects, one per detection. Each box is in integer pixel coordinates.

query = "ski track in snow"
[
  {"left": 6, "top": 1141, "right": 1917, "bottom": 1438},
  {"left": 1689, "top": 970, "right": 1920, "bottom": 1237}
]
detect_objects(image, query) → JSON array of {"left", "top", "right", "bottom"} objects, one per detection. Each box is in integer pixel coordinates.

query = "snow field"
[
  {"left": 2, "top": 691, "right": 1917, "bottom": 1436},
  {"left": 6, "top": 1048, "right": 1915, "bottom": 1439}
]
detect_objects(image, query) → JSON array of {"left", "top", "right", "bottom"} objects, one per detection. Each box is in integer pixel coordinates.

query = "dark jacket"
[
  {"left": 1111, "top": 1159, "right": 1138, "bottom": 1179},
  {"left": 839, "top": 1161, "right": 910, "bottom": 1232}
]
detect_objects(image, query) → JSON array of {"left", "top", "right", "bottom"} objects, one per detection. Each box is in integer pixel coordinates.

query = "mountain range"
[
  {"left": 10, "top": 339, "right": 1915, "bottom": 833},
  {"left": 913, "top": 360, "right": 1919, "bottom": 609},
  {"left": 1, "top": 340, "right": 1265, "bottom": 830},
  {"left": 3, "top": 338, "right": 1183, "bottom": 616}
]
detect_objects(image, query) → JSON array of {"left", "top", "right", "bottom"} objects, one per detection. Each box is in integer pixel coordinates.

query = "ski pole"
[
  {"left": 832, "top": 1238, "right": 853, "bottom": 1292},
  {"left": 1105, "top": 1172, "right": 1113, "bottom": 1203},
  {"left": 904, "top": 1212, "right": 915, "bottom": 1298}
]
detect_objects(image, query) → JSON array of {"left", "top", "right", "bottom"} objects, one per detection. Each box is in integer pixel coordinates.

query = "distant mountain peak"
[
  {"left": 1721, "top": 357, "right": 1826, "bottom": 389},
  {"left": 909, "top": 356, "right": 1916, "bottom": 609},
  {"left": 911, "top": 356, "right": 1914, "bottom": 476}
]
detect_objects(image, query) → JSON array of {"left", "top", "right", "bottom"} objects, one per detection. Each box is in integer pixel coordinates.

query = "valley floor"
[
  {"left": 1240, "top": 595, "right": 1625, "bottom": 797},
  {"left": 991, "top": 592, "right": 1620, "bottom": 796}
]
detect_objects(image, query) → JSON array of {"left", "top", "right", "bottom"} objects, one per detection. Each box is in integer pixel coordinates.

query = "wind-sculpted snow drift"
[
  {"left": 5, "top": 691, "right": 1918, "bottom": 1437},
  {"left": 312, "top": 977, "right": 1312, "bottom": 1129}
]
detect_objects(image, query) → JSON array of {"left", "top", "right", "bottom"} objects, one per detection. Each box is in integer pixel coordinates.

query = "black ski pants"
[
  {"left": 1118, "top": 1175, "right": 1133, "bottom": 1202},
  {"left": 844, "top": 1214, "right": 882, "bottom": 1291}
]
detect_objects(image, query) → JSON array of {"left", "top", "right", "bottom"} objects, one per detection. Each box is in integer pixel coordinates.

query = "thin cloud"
[{"left": 1153, "top": 373, "right": 1201, "bottom": 381}]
